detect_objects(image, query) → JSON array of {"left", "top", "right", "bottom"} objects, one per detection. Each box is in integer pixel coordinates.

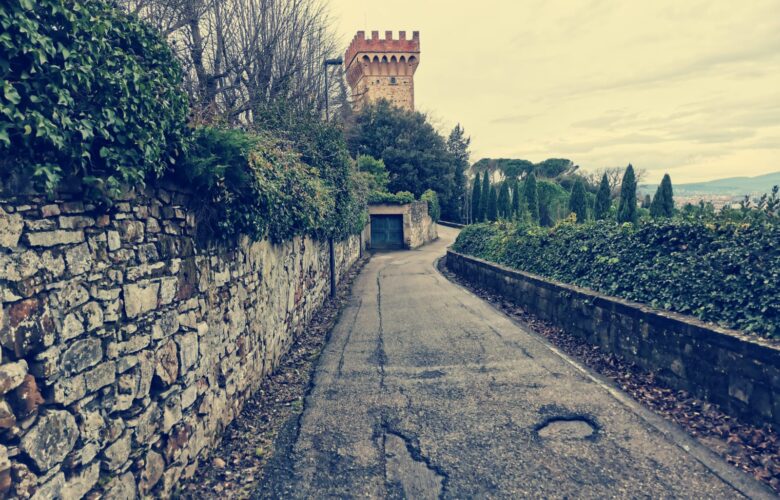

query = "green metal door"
[{"left": 370, "top": 215, "right": 404, "bottom": 249}]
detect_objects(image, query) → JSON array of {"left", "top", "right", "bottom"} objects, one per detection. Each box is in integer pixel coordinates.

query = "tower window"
[{"left": 390, "top": 77, "right": 397, "bottom": 85}]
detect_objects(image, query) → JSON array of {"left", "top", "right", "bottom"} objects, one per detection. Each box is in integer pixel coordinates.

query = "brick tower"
[{"left": 345, "top": 30, "right": 420, "bottom": 111}]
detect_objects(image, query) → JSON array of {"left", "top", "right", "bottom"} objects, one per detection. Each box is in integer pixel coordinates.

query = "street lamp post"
[
  {"left": 323, "top": 57, "right": 343, "bottom": 122},
  {"left": 323, "top": 56, "right": 343, "bottom": 298}
]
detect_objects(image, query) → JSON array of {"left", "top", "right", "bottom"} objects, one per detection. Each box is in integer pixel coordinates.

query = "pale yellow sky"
[{"left": 328, "top": 0, "right": 780, "bottom": 183}]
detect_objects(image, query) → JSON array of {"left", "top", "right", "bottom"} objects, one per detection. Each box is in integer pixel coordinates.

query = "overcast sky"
[{"left": 328, "top": 0, "right": 780, "bottom": 183}]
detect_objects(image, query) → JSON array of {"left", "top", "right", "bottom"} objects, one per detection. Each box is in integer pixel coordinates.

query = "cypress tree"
[
  {"left": 650, "top": 186, "right": 662, "bottom": 217},
  {"left": 617, "top": 164, "right": 638, "bottom": 224},
  {"left": 480, "top": 171, "right": 491, "bottom": 222},
  {"left": 487, "top": 186, "right": 498, "bottom": 221},
  {"left": 471, "top": 175, "right": 482, "bottom": 222},
  {"left": 650, "top": 174, "right": 674, "bottom": 218},
  {"left": 660, "top": 173, "right": 674, "bottom": 216},
  {"left": 510, "top": 179, "right": 521, "bottom": 218},
  {"left": 594, "top": 173, "right": 611, "bottom": 220},
  {"left": 568, "top": 178, "right": 587, "bottom": 223},
  {"left": 642, "top": 194, "right": 652, "bottom": 209},
  {"left": 525, "top": 172, "right": 539, "bottom": 223},
  {"left": 497, "top": 182, "right": 511, "bottom": 218}
]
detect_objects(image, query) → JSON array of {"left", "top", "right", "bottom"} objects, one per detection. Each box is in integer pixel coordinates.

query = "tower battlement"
[
  {"left": 345, "top": 31, "right": 420, "bottom": 68},
  {"left": 344, "top": 30, "right": 420, "bottom": 111}
]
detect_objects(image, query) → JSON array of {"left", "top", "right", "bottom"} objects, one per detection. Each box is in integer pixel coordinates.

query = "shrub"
[
  {"left": 421, "top": 189, "right": 441, "bottom": 221},
  {"left": 177, "top": 127, "right": 338, "bottom": 244},
  {"left": 356, "top": 155, "right": 389, "bottom": 192},
  {"left": 452, "top": 218, "right": 780, "bottom": 338},
  {"left": 368, "top": 190, "right": 416, "bottom": 205},
  {"left": 0, "top": 0, "right": 188, "bottom": 201}
]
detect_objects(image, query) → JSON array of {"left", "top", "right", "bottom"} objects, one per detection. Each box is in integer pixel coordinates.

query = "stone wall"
[
  {"left": 0, "top": 187, "right": 365, "bottom": 499},
  {"left": 446, "top": 250, "right": 780, "bottom": 428}
]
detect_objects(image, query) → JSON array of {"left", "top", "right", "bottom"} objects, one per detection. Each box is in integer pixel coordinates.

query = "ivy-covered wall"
[{"left": 0, "top": 187, "right": 365, "bottom": 498}]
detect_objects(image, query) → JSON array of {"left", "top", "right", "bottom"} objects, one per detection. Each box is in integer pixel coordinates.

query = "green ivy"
[
  {"left": 0, "top": 0, "right": 188, "bottom": 201},
  {"left": 452, "top": 218, "right": 780, "bottom": 338},
  {"left": 177, "top": 127, "right": 367, "bottom": 244},
  {"left": 421, "top": 189, "right": 441, "bottom": 221}
]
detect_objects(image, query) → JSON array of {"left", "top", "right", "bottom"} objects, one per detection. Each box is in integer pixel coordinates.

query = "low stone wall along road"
[{"left": 256, "top": 226, "right": 772, "bottom": 499}]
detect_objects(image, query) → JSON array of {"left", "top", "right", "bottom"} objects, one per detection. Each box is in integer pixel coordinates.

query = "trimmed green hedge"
[
  {"left": 368, "top": 190, "right": 415, "bottom": 205},
  {"left": 0, "top": 0, "right": 188, "bottom": 200},
  {"left": 452, "top": 219, "right": 780, "bottom": 338}
]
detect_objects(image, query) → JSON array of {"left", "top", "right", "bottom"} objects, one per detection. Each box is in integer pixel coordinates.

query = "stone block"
[
  {"left": 0, "top": 400, "right": 15, "bottom": 428},
  {"left": 55, "top": 281, "right": 90, "bottom": 310},
  {"left": 0, "top": 298, "right": 55, "bottom": 357},
  {"left": 9, "top": 374, "right": 44, "bottom": 419},
  {"left": 107, "top": 230, "right": 121, "bottom": 251},
  {"left": 181, "top": 384, "right": 198, "bottom": 409},
  {"left": 123, "top": 280, "right": 160, "bottom": 318},
  {"left": 152, "top": 311, "right": 180, "bottom": 340},
  {"left": 155, "top": 340, "right": 179, "bottom": 387},
  {"left": 140, "top": 450, "right": 164, "bottom": 494},
  {"left": 60, "top": 461, "right": 100, "bottom": 499},
  {"left": 31, "top": 472, "right": 65, "bottom": 500},
  {"left": 117, "top": 220, "right": 145, "bottom": 243},
  {"left": 82, "top": 301, "right": 104, "bottom": 331},
  {"left": 103, "top": 471, "right": 137, "bottom": 500},
  {"left": 0, "top": 360, "right": 28, "bottom": 394},
  {"left": 20, "top": 409, "right": 79, "bottom": 471},
  {"left": 84, "top": 361, "right": 116, "bottom": 392},
  {"left": 53, "top": 374, "right": 86, "bottom": 406},
  {"left": 177, "top": 332, "right": 199, "bottom": 373},
  {"left": 130, "top": 403, "right": 160, "bottom": 445},
  {"left": 25, "top": 230, "right": 84, "bottom": 247},
  {"left": 40, "top": 204, "right": 60, "bottom": 217},
  {"left": 103, "top": 431, "right": 132, "bottom": 470},
  {"left": 59, "top": 215, "right": 95, "bottom": 230},
  {"left": 61, "top": 312, "right": 85, "bottom": 341},
  {"left": 0, "top": 207, "right": 23, "bottom": 248},
  {"left": 61, "top": 338, "right": 102, "bottom": 375},
  {"left": 65, "top": 243, "right": 93, "bottom": 276},
  {"left": 159, "top": 276, "right": 178, "bottom": 305}
]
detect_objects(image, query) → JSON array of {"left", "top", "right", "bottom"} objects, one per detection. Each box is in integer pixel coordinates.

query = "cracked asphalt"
[{"left": 255, "top": 226, "right": 772, "bottom": 499}]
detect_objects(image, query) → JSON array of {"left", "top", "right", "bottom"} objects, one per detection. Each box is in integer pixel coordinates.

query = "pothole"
[{"left": 536, "top": 417, "right": 597, "bottom": 440}]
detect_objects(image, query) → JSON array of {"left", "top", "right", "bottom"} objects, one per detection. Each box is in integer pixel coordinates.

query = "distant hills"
[{"left": 640, "top": 172, "right": 780, "bottom": 197}]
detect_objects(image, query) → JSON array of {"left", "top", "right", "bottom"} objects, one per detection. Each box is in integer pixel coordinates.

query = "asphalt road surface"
[{"left": 256, "top": 225, "right": 771, "bottom": 499}]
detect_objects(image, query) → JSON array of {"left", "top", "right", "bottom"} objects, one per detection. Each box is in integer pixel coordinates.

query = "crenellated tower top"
[{"left": 344, "top": 30, "right": 420, "bottom": 111}]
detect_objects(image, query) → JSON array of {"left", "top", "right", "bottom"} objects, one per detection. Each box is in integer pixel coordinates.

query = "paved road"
[{"left": 257, "top": 226, "right": 770, "bottom": 499}]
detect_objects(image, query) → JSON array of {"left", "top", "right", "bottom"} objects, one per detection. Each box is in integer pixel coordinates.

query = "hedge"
[
  {"left": 368, "top": 190, "right": 415, "bottom": 205},
  {"left": 452, "top": 219, "right": 780, "bottom": 338}
]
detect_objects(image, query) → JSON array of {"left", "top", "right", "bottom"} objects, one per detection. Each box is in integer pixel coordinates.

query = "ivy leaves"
[{"left": 0, "top": 0, "right": 188, "bottom": 201}]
